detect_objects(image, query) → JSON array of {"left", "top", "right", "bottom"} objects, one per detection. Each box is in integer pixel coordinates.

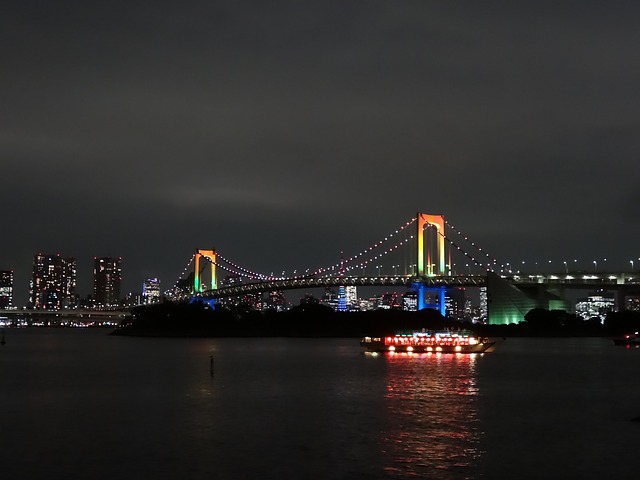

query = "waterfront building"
[
  {"left": 216, "top": 274, "right": 253, "bottom": 308},
  {"left": 337, "top": 285, "right": 347, "bottom": 312},
  {"left": 322, "top": 288, "right": 339, "bottom": 310},
  {"left": 0, "top": 270, "right": 13, "bottom": 308},
  {"left": 124, "top": 292, "right": 143, "bottom": 307},
  {"left": 266, "top": 290, "right": 286, "bottom": 311},
  {"left": 142, "top": 278, "right": 161, "bottom": 305},
  {"left": 93, "top": 257, "right": 122, "bottom": 307},
  {"left": 625, "top": 295, "right": 640, "bottom": 312},
  {"left": 575, "top": 290, "right": 616, "bottom": 322},
  {"left": 345, "top": 286, "right": 358, "bottom": 310},
  {"left": 300, "top": 293, "right": 320, "bottom": 305},
  {"left": 29, "top": 254, "right": 77, "bottom": 309},
  {"left": 376, "top": 292, "right": 401, "bottom": 310},
  {"left": 402, "top": 291, "right": 417, "bottom": 311},
  {"left": 479, "top": 287, "right": 488, "bottom": 322},
  {"left": 357, "top": 298, "right": 374, "bottom": 311},
  {"left": 445, "top": 288, "right": 467, "bottom": 320}
]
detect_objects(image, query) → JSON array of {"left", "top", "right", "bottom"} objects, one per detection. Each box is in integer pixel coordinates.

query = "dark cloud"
[{"left": 2, "top": 1, "right": 640, "bottom": 304}]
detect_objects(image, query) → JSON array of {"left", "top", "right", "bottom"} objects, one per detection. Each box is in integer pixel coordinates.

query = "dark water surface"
[{"left": 1, "top": 330, "right": 639, "bottom": 479}]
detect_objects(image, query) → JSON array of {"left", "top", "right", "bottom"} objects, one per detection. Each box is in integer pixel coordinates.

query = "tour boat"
[
  {"left": 613, "top": 332, "right": 640, "bottom": 347},
  {"left": 360, "top": 329, "right": 497, "bottom": 353}
]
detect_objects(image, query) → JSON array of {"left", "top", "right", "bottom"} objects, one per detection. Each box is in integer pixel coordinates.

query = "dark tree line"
[
  {"left": 114, "top": 301, "right": 640, "bottom": 338},
  {"left": 115, "top": 301, "right": 471, "bottom": 337}
]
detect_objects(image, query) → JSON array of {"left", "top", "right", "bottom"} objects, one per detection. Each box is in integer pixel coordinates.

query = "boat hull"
[
  {"left": 613, "top": 339, "right": 640, "bottom": 347},
  {"left": 360, "top": 339, "right": 497, "bottom": 354}
]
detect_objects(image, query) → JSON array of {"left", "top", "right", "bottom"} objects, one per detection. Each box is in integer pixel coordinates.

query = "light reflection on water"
[
  {"left": 380, "top": 352, "right": 483, "bottom": 479},
  {"left": 2, "top": 332, "right": 494, "bottom": 480}
]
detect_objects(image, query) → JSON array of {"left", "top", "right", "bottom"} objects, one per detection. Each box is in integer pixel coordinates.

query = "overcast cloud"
[{"left": 2, "top": 1, "right": 639, "bottom": 303}]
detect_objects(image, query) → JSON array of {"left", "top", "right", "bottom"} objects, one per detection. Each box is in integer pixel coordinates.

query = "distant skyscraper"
[
  {"left": 479, "top": 287, "right": 488, "bottom": 322},
  {"left": 29, "top": 254, "right": 77, "bottom": 309},
  {"left": 142, "top": 278, "right": 161, "bottom": 305},
  {"left": 345, "top": 286, "right": 358, "bottom": 310},
  {"left": 337, "top": 285, "right": 347, "bottom": 312},
  {"left": 266, "top": 290, "right": 286, "bottom": 312},
  {"left": 402, "top": 291, "right": 418, "bottom": 311},
  {"left": 0, "top": 270, "right": 13, "bottom": 308},
  {"left": 93, "top": 257, "right": 122, "bottom": 307},
  {"left": 445, "top": 288, "right": 467, "bottom": 320}
]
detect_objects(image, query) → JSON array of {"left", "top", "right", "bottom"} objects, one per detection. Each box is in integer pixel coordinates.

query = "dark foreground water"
[{"left": 1, "top": 330, "right": 640, "bottom": 480}]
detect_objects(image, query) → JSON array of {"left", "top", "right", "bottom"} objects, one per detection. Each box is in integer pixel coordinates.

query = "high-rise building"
[
  {"left": 93, "top": 257, "right": 122, "bottom": 307},
  {"left": 445, "top": 288, "right": 467, "bottom": 320},
  {"left": 142, "top": 278, "right": 161, "bottom": 305},
  {"left": 29, "top": 254, "right": 77, "bottom": 309},
  {"left": 402, "top": 291, "right": 417, "bottom": 311},
  {"left": 0, "top": 270, "right": 13, "bottom": 308},
  {"left": 337, "top": 285, "right": 347, "bottom": 312},
  {"left": 345, "top": 286, "right": 358, "bottom": 310},
  {"left": 479, "top": 287, "right": 488, "bottom": 322}
]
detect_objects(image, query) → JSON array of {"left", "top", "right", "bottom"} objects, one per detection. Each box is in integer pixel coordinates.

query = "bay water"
[{"left": 1, "top": 329, "right": 639, "bottom": 479}]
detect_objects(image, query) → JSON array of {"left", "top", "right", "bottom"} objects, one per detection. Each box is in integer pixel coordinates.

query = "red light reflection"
[{"left": 380, "top": 353, "right": 483, "bottom": 478}]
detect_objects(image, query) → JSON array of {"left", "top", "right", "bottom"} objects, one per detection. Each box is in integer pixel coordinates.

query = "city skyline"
[
  {"left": 2, "top": 2, "right": 639, "bottom": 305},
  {"left": 3, "top": 235, "right": 640, "bottom": 308}
]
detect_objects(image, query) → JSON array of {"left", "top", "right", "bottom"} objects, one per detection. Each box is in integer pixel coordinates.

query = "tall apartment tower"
[
  {"left": 29, "top": 254, "right": 77, "bottom": 309},
  {"left": 142, "top": 278, "right": 161, "bottom": 305},
  {"left": 0, "top": 270, "right": 13, "bottom": 308},
  {"left": 93, "top": 257, "right": 122, "bottom": 307}
]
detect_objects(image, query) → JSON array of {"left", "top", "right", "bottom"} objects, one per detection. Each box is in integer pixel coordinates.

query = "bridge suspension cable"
[
  {"left": 206, "top": 254, "right": 281, "bottom": 281},
  {"left": 165, "top": 253, "right": 195, "bottom": 297},
  {"left": 310, "top": 217, "right": 417, "bottom": 276},
  {"left": 177, "top": 214, "right": 512, "bottom": 294},
  {"left": 441, "top": 220, "right": 504, "bottom": 271}
]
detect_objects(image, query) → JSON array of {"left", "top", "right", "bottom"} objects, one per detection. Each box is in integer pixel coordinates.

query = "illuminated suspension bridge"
[{"left": 165, "top": 212, "right": 640, "bottom": 325}]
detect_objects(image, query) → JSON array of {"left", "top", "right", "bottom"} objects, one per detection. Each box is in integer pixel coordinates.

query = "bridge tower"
[
  {"left": 416, "top": 213, "right": 445, "bottom": 276},
  {"left": 193, "top": 248, "right": 217, "bottom": 297},
  {"left": 415, "top": 213, "right": 446, "bottom": 315}
]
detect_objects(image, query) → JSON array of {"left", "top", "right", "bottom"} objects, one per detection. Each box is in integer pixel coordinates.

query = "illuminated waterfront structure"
[
  {"left": 337, "top": 285, "right": 347, "bottom": 312},
  {"left": 322, "top": 288, "right": 338, "bottom": 310},
  {"left": 445, "top": 288, "right": 467, "bottom": 320},
  {"left": 29, "top": 254, "right": 77, "bottom": 309},
  {"left": 93, "top": 257, "right": 122, "bottom": 307},
  {"left": 575, "top": 290, "right": 616, "bottom": 322},
  {"left": 345, "top": 286, "right": 358, "bottom": 310},
  {"left": 625, "top": 295, "right": 640, "bottom": 312},
  {"left": 0, "top": 270, "right": 13, "bottom": 308},
  {"left": 402, "top": 291, "right": 417, "bottom": 311},
  {"left": 479, "top": 287, "right": 488, "bottom": 322},
  {"left": 142, "top": 278, "right": 161, "bottom": 304},
  {"left": 267, "top": 290, "right": 286, "bottom": 311}
]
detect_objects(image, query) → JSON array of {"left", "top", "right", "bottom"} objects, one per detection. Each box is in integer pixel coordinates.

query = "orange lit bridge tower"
[
  {"left": 192, "top": 249, "right": 217, "bottom": 306},
  {"left": 415, "top": 213, "right": 446, "bottom": 314}
]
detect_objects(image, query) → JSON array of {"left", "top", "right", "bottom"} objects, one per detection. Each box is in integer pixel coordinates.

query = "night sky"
[{"left": 3, "top": 1, "right": 640, "bottom": 304}]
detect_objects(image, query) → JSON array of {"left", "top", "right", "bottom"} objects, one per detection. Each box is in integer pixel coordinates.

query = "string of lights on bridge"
[
  {"left": 168, "top": 254, "right": 195, "bottom": 295},
  {"left": 201, "top": 217, "right": 422, "bottom": 283},
  {"left": 311, "top": 217, "right": 418, "bottom": 276},
  {"left": 169, "top": 216, "right": 513, "bottom": 293},
  {"left": 169, "top": 215, "right": 629, "bottom": 295},
  {"left": 443, "top": 220, "right": 503, "bottom": 270}
]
